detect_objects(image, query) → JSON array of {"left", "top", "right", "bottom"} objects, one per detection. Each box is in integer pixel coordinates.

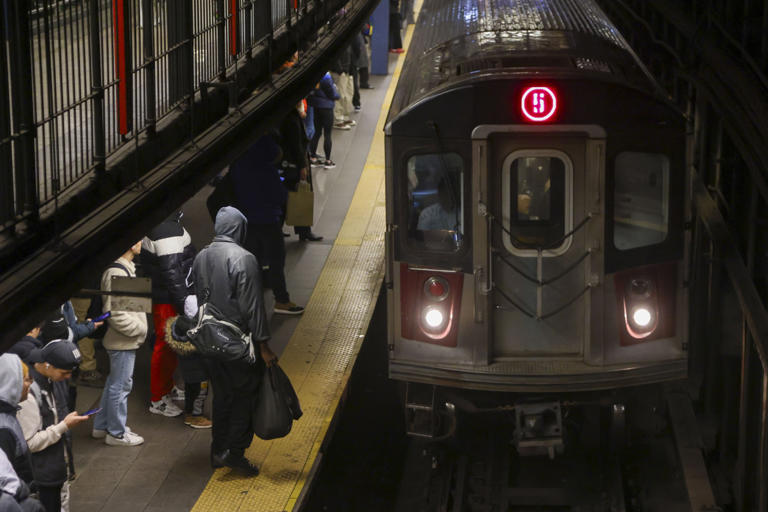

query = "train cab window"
[
  {"left": 613, "top": 152, "right": 670, "bottom": 250},
  {"left": 502, "top": 151, "right": 572, "bottom": 256},
  {"left": 406, "top": 153, "right": 465, "bottom": 252}
]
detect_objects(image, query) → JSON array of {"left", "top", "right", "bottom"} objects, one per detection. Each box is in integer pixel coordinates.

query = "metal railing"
[{"left": 0, "top": 0, "right": 314, "bottom": 236}]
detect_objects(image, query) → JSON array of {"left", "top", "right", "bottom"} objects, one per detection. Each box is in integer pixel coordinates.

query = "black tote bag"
[{"left": 252, "top": 364, "right": 303, "bottom": 440}]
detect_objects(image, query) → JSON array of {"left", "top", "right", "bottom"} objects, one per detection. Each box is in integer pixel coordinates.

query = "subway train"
[{"left": 384, "top": 0, "right": 689, "bottom": 447}]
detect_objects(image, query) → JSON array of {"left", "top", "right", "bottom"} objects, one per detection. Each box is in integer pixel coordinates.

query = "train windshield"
[
  {"left": 504, "top": 153, "right": 569, "bottom": 253},
  {"left": 406, "top": 153, "right": 465, "bottom": 252},
  {"left": 613, "top": 152, "right": 669, "bottom": 250}
]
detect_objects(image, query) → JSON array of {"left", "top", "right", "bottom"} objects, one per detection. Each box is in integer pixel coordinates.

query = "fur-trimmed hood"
[{"left": 164, "top": 316, "right": 198, "bottom": 356}]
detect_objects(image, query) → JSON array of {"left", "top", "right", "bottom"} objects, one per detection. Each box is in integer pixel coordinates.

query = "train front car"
[{"left": 385, "top": 0, "right": 689, "bottom": 444}]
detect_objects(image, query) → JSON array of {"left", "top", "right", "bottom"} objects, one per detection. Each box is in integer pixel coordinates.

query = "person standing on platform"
[
  {"left": 92, "top": 242, "right": 148, "bottom": 447},
  {"left": 0, "top": 354, "right": 35, "bottom": 491},
  {"left": 279, "top": 103, "right": 323, "bottom": 242},
  {"left": 141, "top": 214, "right": 197, "bottom": 418},
  {"left": 359, "top": 23, "right": 373, "bottom": 89},
  {"left": 0, "top": 449, "right": 44, "bottom": 512},
  {"left": 19, "top": 340, "right": 87, "bottom": 512},
  {"left": 66, "top": 298, "right": 103, "bottom": 387},
  {"left": 192, "top": 206, "right": 278, "bottom": 474},
  {"left": 330, "top": 45, "right": 355, "bottom": 130},
  {"left": 389, "top": 0, "right": 404, "bottom": 53},
  {"left": 351, "top": 31, "right": 368, "bottom": 112},
  {"left": 309, "top": 73, "right": 341, "bottom": 169},
  {"left": 231, "top": 136, "right": 305, "bottom": 315}
]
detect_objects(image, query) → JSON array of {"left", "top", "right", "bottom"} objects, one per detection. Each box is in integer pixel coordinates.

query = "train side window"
[
  {"left": 613, "top": 152, "right": 669, "bottom": 250},
  {"left": 406, "top": 153, "right": 465, "bottom": 252},
  {"left": 502, "top": 151, "right": 572, "bottom": 256}
]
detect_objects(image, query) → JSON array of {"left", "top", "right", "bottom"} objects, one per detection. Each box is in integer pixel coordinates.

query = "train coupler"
[{"left": 513, "top": 401, "right": 564, "bottom": 459}]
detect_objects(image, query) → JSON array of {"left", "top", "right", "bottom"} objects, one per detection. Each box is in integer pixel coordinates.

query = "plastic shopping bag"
[{"left": 252, "top": 364, "right": 303, "bottom": 440}]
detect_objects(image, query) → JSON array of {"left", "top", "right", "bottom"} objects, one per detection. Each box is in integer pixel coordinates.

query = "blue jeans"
[{"left": 94, "top": 349, "right": 136, "bottom": 437}]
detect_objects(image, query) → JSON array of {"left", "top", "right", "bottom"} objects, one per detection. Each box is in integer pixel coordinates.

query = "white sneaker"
[
  {"left": 170, "top": 386, "right": 185, "bottom": 401},
  {"left": 105, "top": 430, "right": 144, "bottom": 446},
  {"left": 149, "top": 395, "right": 183, "bottom": 417},
  {"left": 93, "top": 426, "right": 132, "bottom": 439}
]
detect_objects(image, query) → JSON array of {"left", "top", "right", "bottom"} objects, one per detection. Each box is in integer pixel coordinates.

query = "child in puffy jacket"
[{"left": 308, "top": 72, "right": 341, "bottom": 169}]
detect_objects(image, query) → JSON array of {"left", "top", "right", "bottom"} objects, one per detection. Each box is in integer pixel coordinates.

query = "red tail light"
[
  {"left": 400, "top": 264, "right": 463, "bottom": 346},
  {"left": 614, "top": 262, "right": 676, "bottom": 345}
]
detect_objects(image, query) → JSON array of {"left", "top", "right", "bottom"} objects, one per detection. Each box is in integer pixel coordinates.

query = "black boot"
[
  {"left": 211, "top": 449, "right": 227, "bottom": 469},
  {"left": 299, "top": 232, "right": 323, "bottom": 242},
  {"left": 223, "top": 452, "right": 260, "bottom": 476}
]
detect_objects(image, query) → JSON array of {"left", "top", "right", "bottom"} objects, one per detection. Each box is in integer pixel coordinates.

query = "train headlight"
[
  {"left": 631, "top": 307, "right": 653, "bottom": 328},
  {"left": 423, "top": 307, "right": 445, "bottom": 329}
]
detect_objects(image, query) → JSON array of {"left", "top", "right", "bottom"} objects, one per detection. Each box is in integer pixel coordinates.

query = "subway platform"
[{"left": 66, "top": 39, "right": 413, "bottom": 511}]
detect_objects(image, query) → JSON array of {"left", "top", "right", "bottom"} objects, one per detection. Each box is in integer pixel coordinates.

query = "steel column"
[
  {"left": 7, "top": 0, "right": 37, "bottom": 216},
  {"left": 142, "top": 0, "right": 156, "bottom": 136},
  {"left": 88, "top": 0, "right": 106, "bottom": 175},
  {"left": 216, "top": 0, "right": 226, "bottom": 79},
  {"left": 0, "top": 0, "right": 13, "bottom": 225}
]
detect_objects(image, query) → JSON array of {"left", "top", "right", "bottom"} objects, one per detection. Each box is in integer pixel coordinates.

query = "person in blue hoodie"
[
  {"left": 230, "top": 135, "right": 305, "bottom": 315},
  {"left": 308, "top": 72, "right": 341, "bottom": 169}
]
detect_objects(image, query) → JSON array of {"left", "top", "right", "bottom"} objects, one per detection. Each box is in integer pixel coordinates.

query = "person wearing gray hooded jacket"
[
  {"left": 0, "top": 450, "right": 44, "bottom": 512},
  {"left": 0, "top": 354, "right": 34, "bottom": 491},
  {"left": 192, "top": 206, "right": 277, "bottom": 475}
]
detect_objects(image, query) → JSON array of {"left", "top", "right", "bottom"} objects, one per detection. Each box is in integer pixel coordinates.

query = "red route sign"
[{"left": 521, "top": 86, "right": 557, "bottom": 122}]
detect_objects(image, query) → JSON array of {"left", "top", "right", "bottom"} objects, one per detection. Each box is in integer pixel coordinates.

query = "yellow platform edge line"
[{"left": 192, "top": 9, "right": 421, "bottom": 512}]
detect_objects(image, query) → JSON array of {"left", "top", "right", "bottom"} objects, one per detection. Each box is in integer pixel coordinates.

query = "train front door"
[{"left": 472, "top": 126, "right": 605, "bottom": 362}]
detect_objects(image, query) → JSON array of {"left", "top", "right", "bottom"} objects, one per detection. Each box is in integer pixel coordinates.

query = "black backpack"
[{"left": 86, "top": 262, "right": 129, "bottom": 339}]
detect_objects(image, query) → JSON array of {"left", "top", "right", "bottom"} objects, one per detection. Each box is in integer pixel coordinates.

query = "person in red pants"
[{"left": 142, "top": 213, "right": 197, "bottom": 417}]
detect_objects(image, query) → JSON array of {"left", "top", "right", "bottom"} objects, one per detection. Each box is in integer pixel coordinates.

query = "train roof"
[{"left": 388, "top": 0, "right": 655, "bottom": 125}]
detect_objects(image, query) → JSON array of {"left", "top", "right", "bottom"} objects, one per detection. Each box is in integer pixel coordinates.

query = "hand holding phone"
[
  {"left": 93, "top": 312, "right": 111, "bottom": 323},
  {"left": 83, "top": 408, "right": 102, "bottom": 417},
  {"left": 64, "top": 411, "right": 94, "bottom": 429}
]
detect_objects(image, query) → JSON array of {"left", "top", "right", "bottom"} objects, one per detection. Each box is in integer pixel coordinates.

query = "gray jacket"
[{"left": 192, "top": 207, "right": 271, "bottom": 343}]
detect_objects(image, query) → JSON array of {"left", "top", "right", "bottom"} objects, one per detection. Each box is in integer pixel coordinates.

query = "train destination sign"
[{"left": 521, "top": 86, "right": 557, "bottom": 122}]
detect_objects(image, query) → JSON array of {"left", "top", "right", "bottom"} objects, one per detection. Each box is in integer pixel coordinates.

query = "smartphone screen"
[
  {"left": 83, "top": 408, "right": 102, "bottom": 416},
  {"left": 93, "top": 311, "right": 111, "bottom": 322}
]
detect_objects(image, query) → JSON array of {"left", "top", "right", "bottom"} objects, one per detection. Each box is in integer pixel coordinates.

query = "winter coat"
[
  {"left": 279, "top": 109, "right": 310, "bottom": 188},
  {"left": 0, "top": 450, "right": 42, "bottom": 512},
  {"left": 329, "top": 45, "right": 352, "bottom": 75},
  {"left": 230, "top": 136, "right": 287, "bottom": 226},
  {"left": 61, "top": 301, "right": 95, "bottom": 342},
  {"left": 165, "top": 317, "right": 208, "bottom": 383},
  {"left": 308, "top": 73, "right": 340, "bottom": 110},
  {"left": 352, "top": 32, "right": 369, "bottom": 69},
  {"left": 18, "top": 369, "right": 70, "bottom": 487},
  {"left": 191, "top": 207, "right": 271, "bottom": 344},
  {"left": 101, "top": 257, "right": 148, "bottom": 351},
  {"left": 0, "top": 355, "right": 33, "bottom": 488},
  {"left": 141, "top": 220, "right": 196, "bottom": 312}
]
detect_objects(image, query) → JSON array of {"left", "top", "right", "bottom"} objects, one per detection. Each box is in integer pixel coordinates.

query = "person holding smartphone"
[{"left": 17, "top": 340, "right": 87, "bottom": 512}]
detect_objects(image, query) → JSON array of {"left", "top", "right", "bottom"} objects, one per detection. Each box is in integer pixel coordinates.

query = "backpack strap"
[{"left": 106, "top": 262, "right": 130, "bottom": 277}]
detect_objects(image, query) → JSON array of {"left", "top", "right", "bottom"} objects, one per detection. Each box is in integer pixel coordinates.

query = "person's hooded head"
[
  {"left": 0, "top": 353, "right": 25, "bottom": 408},
  {"left": 214, "top": 206, "right": 248, "bottom": 246}
]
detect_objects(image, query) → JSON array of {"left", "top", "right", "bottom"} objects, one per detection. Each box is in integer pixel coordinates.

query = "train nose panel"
[{"left": 473, "top": 131, "right": 598, "bottom": 359}]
